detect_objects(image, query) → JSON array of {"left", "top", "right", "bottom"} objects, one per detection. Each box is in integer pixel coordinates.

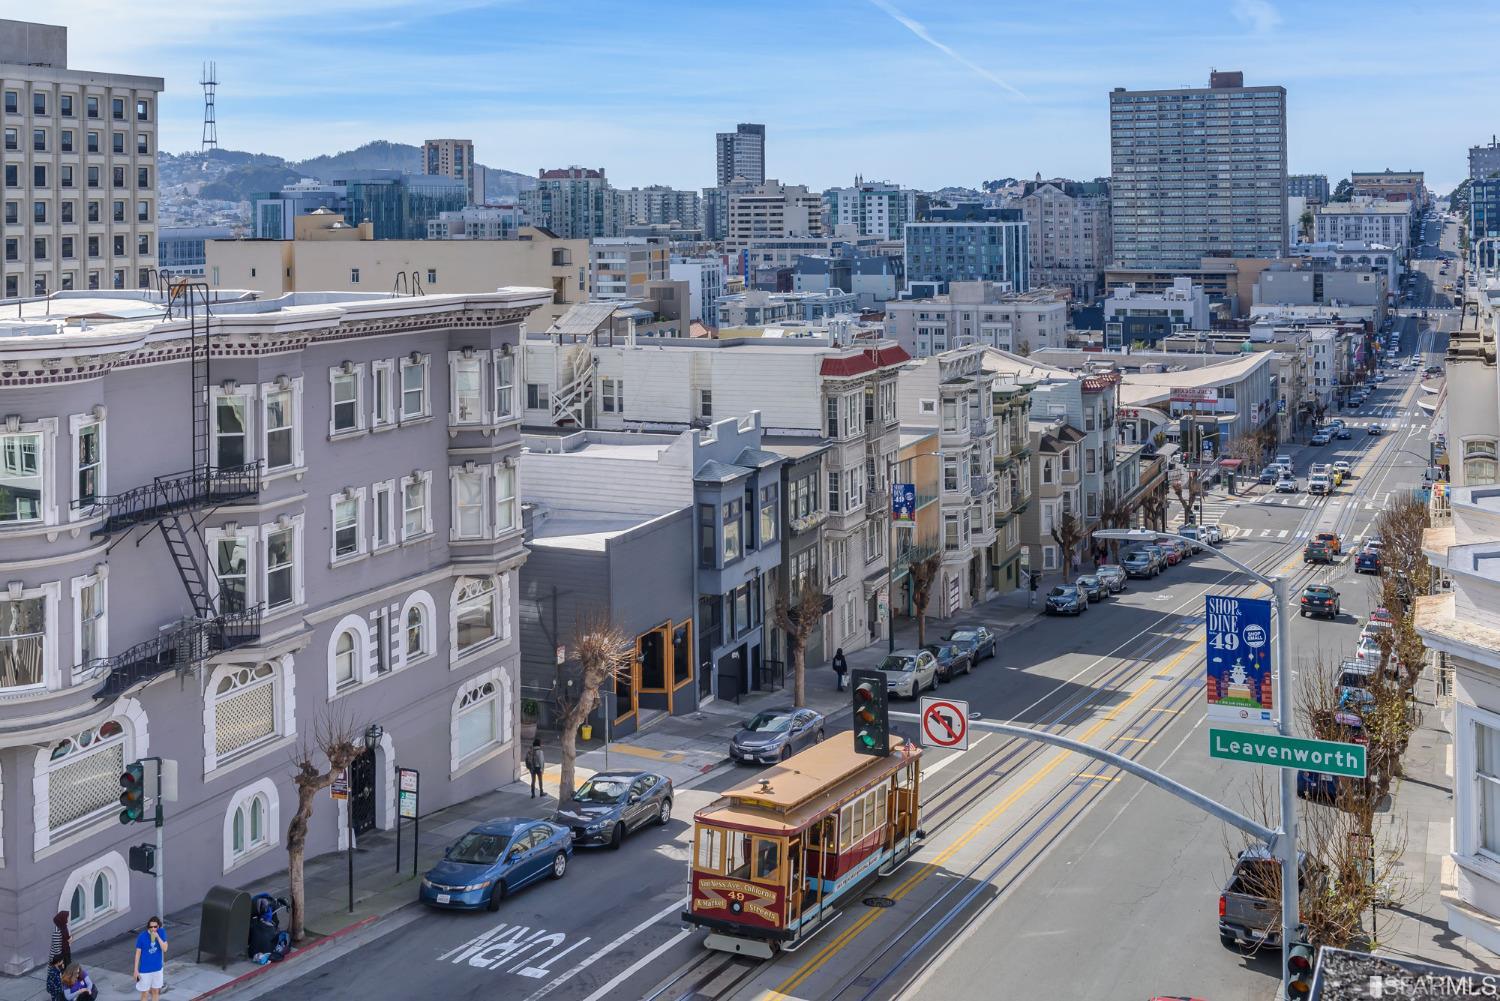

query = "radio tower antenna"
[{"left": 200, "top": 61, "right": 218, "bottom": 152}]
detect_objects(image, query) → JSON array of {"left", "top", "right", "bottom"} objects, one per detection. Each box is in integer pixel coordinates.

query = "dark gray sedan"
[
  {"left": 946, "top": 625, "right": 996, "bottom": 662},
  {"left": 728, "top": 707, "right": 826, "bottom": 765},
  {"left": 552, "top": 771, "right": 673, "bottom": 849},
  {"left": 1076, "top": 574, "right": 1108, "bottom": 603}
]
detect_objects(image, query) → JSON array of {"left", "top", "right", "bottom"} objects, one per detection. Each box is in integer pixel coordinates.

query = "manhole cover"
[{"left": 863, "top": 896, "right": 895, "bottom": 908}]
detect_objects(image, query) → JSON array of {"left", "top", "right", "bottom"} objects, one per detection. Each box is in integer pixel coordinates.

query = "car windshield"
[
  {"left": 925, "top": 644, "right": 953, "bottom": 658},
  {"left": 1124, "top": 553, "right": 1147, "bottom": 563},
  {"left": 447, "top": 831, "right": 511, "bottom": 865},
  {"left": 1305, "top": 587, "right": 1334, "bottom": 597},
  {"left": 1078, "top": 576, "right": 1100, "bottom": 586},
  {"left": 745, "top": 711, "right": 796, "bottom": 732},
  {"left": 1100, "top": 565, "right": 1123, "bottom": 574},
  {"left": 950, "top": 630, "right": 978, "bottom": 642},
  {"left": 574, "top": 778, "right": 629, "bottom": 804},
  {"left": 879, "top": 655, "right": 916, "bottom": 672},
  {"left": 1048, "top": 587, "right": 1074, "bottom": 597}
]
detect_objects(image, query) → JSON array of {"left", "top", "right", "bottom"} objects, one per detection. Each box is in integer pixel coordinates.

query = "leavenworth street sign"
[{"left": 1209, "top": 728, "right": 1367, "bottom": 778}]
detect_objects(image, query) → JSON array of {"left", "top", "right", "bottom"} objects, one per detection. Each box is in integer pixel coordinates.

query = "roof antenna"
[{"left": 757, "top": 778, "right": 774, "bottom": 794}]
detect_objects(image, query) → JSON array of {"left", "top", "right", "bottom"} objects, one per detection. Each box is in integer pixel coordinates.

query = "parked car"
[
  {"left": 1123, "top": 551, "right": 1158, "bottom": 579},
  {"left": 552, "top": 772, "right": 673, "bottom": 848},
  {"left": 875, "top": 649, "right": 939, "bottom": 699},
  {"left": 923, "top": 641, "right": 973, "bottom": 682},
  {"left": 1303, "top": 541, "right": 1335, "bottom": 564},
  {"left": 420, "top": 819, "right": 572, "bottom": 911},
  {"left": 1095, "top": 564, "right": 1128, "bottom": 592},
  {"left": 1152, "top": 543, "right": 1182, "bottom": 567},
  {"left": 1258, "top": 465, "right": 1280, "bottom": 485},
  {"left": 1299, "top": 584, "right": 1340, "bottom": 619},
  {"left": 1314, "top": 532, "right": 1342, "bottom": 555},
  {"left": 1355, "top": 548, "right": 1382, "bottom": 574},
  {"left": 946, "top": 626, "right": 996, "bottom": 663},
  {"left": 1219, "top": 846, "right": 1325, "bottom": 949},
  {"left": 1311, "top": 431, "right": 1331, "bottom": 446},
  {"left": 1045, "top": 585, "right": 1088, "bottom": 616},
  {"left": 1076, "top": 574, "right": 1109, "bottom": 603},
  {"left": 729, "top": 708, "right": 827, "bottom": 763},
  {"left": 1201, "top": 524, "right": 1223, "bottom": 545},
  {"left": 1369, "top": 605, "right": 1394, "bottom": 624},
  {"left": 1275, "top": 475, "right": 1299, "bottom": 493},
  {"left": 1327, "top": 418, "right": 1345, "bottom": 428},
  {"left": 1178, "top": 525, "right": 1216, "bottom": 549}
]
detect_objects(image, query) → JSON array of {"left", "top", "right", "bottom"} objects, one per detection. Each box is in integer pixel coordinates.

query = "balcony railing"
[
  {"left": 88, "top": 463, "right": 262, "bottom": 534},
  {"left": 87, "top": 605, "right": 263, "bottom": 701},
  {"left": 970, "top": 474, "right": 993, "bottom": 496}
]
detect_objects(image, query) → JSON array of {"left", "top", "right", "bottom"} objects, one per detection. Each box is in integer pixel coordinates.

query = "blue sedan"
[{"left": 419, "top": 818, "right": 572, "bottom": 911}]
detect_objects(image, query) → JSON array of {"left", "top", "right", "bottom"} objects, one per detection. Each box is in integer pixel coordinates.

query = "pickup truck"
[{"left": 1219, "top": 847, "right": 1323, "bottom": 949}]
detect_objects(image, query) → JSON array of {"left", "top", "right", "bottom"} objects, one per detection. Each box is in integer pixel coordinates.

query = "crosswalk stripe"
[{"left": 1278, "top": 529, "right": 1289, "bottom": 538}]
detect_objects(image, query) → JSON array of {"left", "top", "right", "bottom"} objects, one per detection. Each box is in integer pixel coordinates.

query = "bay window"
[
  {"left": 0, "top": 431, "right": 43, "bottom": 523},
  {"left": 265, "top": 525, "right": 296, "bottom": 609},
  {"left": 263, "top": 387, "right": 295, "bottom": 470},
  {"left": 454, "top": 576, "right": 497, "bottom": 651},
  {"left": 495, "top": 464, "right": 517, "bottom": 534},
  {"left": 450, "top": 355, "right": 483, "bottom": 425},
  {"left": 0, "top": 593, "right": 46, "bottom": 690},
  {"left": 215, "top": 534, "right": 249, "bottom": 613},
  {"left": 722, "top": 499, "right": 742, "bottom": 562},
  {"left": 453, "top": 470, "right": 485, "bottom": 539},
  {"left": 212, "top": 396, "right": 247, "bottom": 466},
  {"left": 494, "top": 351, "right": 516, "bottom": 420}
]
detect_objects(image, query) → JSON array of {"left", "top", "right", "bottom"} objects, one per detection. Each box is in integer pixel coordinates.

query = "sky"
[{"left": 54, "top": 0, "right": 1500, "bottom": 195}]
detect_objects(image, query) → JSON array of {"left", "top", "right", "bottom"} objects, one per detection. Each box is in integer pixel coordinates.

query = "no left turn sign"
[{"left": 919, "top": 697, "right": 970, "bottom": 751}]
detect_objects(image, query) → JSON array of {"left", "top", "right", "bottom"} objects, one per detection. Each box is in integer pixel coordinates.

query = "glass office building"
[{"left": 904, "top": 206, "right": 1029, "bottom": 290}]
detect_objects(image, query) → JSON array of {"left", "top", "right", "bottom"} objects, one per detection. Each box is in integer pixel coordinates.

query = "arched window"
[
  {"left": 46, "top": 719, "right": 127, "bottom": 834},
  {"left": 451, "top": 667, "right": 512, "bottom": 771},
  {"left": 406, "top": 605, "right": 426, "bottom": 659},
  {"left": 453, "top": 576, "right": 496, "bottom": 651},
  {"left": 57, "top": 852, "right": 128, "bottom": 934},
  {"left": 231, "top": 794, "right": 270, "bottom": 859},
  {"left": 223, "top": 777, "right": 280, "bottom": 872},
  {"left": 213, "top": 663, "right": 277, "bottom": 761},
  {"left": 334, "top": 631, "right": 357, "bottom": 688}
]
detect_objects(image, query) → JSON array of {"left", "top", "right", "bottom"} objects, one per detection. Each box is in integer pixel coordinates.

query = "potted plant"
[{"left": 520, "top": 699, "right": 539, "bottom": 743}]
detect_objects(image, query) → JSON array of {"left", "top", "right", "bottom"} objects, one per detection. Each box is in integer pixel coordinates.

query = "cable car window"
[
  {"left": 852, "top": 798, "right": 867, "bottom": 842},
  {"left": 696, "top": 826, "right": 724, "bottom": 872},
  {"left": 755, "top": 838, "right": 780, "bottom": 882},
  {"left": 839, "top": 804, "right": 852, "bottom": 849},
  {"left": 729, "top": 832, "right": 753, "bottom": 878},
  {"left": 876, "top": 785, "right": 888, "bottom": 827}
]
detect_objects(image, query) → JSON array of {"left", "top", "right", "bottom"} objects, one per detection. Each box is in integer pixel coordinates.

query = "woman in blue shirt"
[{"left": 132, "top": 915, "right": 167, "bottom": 1001}]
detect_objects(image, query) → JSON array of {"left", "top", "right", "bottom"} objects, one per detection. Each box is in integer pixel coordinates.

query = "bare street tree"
[
  {"left": 908, "top": 553, "right": 942, "bottom": 647},
  {"left": 286, "top": 711, "right": 365, "bottom": 942},
  {"left": 555, "top": 615, "right": 633, "bottom": 806},
  {"left": 1051, "top": 512, "right": 1086, "bottom": 582},
  {"left": 776, "top": 578, "right": 829, "bottom": 708}
]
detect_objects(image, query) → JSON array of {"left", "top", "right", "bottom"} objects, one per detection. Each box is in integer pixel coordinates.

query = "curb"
[{"left": 190, "top": 907, "right": 400, "bottom": 1000}]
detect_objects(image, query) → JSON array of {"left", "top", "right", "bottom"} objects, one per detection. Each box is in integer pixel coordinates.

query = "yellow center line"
[
  {"left": 761, "top": 642, "right": 1199, "bottom": 1000},
  {"left": 1077, "top": 774, "right": 1119, "bottom": 783}
]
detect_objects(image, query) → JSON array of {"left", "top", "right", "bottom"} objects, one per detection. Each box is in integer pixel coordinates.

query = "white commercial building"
[
  {"left": 669, "top": 256, "right": 725, "bottom": 325},
  {"left": 822, "top": 178, "right": 916, "bottom": 240},
  {"left": 1289, "top": 240, "right": 1402, "bottom": 287},
  {"left": 1314, "top": 198, "right": 1413, "bottom": 254},
  {"left": 884, "top": 282, "right": 1068, "bottom": 357},
  {"left": 725, "top": 180, "right": 826, "bottom": 256},
  {"left": 1102, "top": 278, "right": 1209, "bottom": 348},
  {"left": 1011, "top": 178, "right": 1111, "bottom": 299},
  {"left": 426, "top": 204, "right": 525, "bottom": 241}
]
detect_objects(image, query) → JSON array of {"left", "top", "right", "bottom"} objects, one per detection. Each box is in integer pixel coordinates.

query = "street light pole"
[{"left": 1093, "top": 528, "right": 1298, "bottom": 998}]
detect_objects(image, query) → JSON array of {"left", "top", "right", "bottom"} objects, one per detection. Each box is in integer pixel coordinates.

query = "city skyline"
[{"left": 55, "top": 0, "right": 1493, "bottom": 194}]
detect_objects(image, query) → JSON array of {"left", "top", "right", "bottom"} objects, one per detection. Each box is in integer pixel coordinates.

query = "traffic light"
[
  {"left": 851, "top": 669, "right": 890, "bottom": 758},
  {"left": 119, "top": 761, "right": 146, "bottom": 825},
  {"left": 128, "top": 843, "right": 156, "bottom": 875},
  {"left": 1287, "top": 937, "right": 1316, "bottom": 999}
]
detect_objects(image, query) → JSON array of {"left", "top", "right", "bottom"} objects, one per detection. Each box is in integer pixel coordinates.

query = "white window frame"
[
  {"left": 0, "top": 417, "right": 58, "bottom": 528},
  {"left": 494, "top": 462, "right": 518, "bottom": 537},
  {"left": 329, "top": 364, "right": 365, "bottom": 437},
  {"left": 57, "top": 851, "right": 129, "bottom": 939},
  {"left": 600, "top": 376, "right": 624, "bottom": 414},
  {"left": 450, "top": 665, "right": 514, "bottom": 776},
  {"left": 222, "top": 777, "right": 280, "bottom": 873},
  {"left": 69, "top": 570, "right": 108, "bottom": 681},
  {"left": 400, "top": 354, "right": 430, "bottom": 422},
  {"left": 202, "top": 654, "right": 295, "bottom": 778},
  {"left": 371, "top": 359, "right": 395, "bottom": 429},
  {"left": 259, "top": 377, "right": 304, "bottom": 474},
  {"left": 262, "top": 515, "right": 305, "bottom": 613},
  {"left": 207, "top": 526, "right": 254, "bottom": 614},
  {"left": 68, "top": 411, "right": 105, "bottom": 519},
  {"left": 401, "top": 470, "right": 433, "bottom": 542},
  {"left": 1, "top": 580, "right": 61, "bottom": 695},
  {"left": 329, "top": 487, "right": 367, "bottom": 563},
  {"left": 450, "top": 466, "right": 488, "bottom": 541},
  {"left": 33, "top": 697, "right": 146, "bottom": 852},
  {"left": 327, "top": 613, "right": 372, "bottom": 696},
  {"left": 371, "top": 479, "right": 396, "bottom": 550},
  {"left": 211, "top": 386, "right": 255, "bottom": 469},
  {"left": 493, "top": 349, "right": 517, "bottom": 422},
  {"left": 452, "top": 575, "right": 499, "bottom": 655},
  {"left": 400, "top": 590, "right": 437, "bottom": 666},
  {"left": 448, "top": 351, "right": 486, "bottom": 426}
]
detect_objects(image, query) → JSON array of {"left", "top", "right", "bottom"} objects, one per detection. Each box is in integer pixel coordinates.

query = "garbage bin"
[{"left": 197, "top": 885, "right": 252, "bottom": 969}]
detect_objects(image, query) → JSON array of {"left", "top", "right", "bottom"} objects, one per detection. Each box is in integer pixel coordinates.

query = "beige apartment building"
[
  {"left": 1, "top": 18, "right": 161, "bottom": 298},
  {"left": 725, "top": 180, "right": 825, "bottom": 256},
  {"left": 205, "top": 211, "right": 587, "bottom": 330},
  {"left": 422, "top": 138, "right": 481, "bottom": 205}
]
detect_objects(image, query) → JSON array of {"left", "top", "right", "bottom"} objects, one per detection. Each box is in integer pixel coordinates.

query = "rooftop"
[{"left": 528, "top": 510, "right": 672, "bottom": 552}]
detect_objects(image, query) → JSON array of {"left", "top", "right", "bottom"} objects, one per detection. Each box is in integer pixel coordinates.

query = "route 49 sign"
[{"left": 919, "top": 697, "right": 970, "bottom": 751}]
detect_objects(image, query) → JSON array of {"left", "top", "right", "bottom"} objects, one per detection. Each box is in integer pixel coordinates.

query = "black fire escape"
[{"left": 82, "top": 280, "right": 263, "bottom": 700}]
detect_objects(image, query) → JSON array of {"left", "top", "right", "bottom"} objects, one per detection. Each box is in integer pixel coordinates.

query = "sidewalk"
[{"left": 0, "top": 588, "right": 1041, "bottom": 1001}]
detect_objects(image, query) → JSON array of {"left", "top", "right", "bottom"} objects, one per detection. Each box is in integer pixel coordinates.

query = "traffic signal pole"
[{"left": 153, "top": 758, "right": 165, "bottom": 923}]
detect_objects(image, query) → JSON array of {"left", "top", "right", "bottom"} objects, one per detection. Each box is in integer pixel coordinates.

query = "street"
[{"left": 224, "top": 222, "right": 1460, "bottom": 1001}]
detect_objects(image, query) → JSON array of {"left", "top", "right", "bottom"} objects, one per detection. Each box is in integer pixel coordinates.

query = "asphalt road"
[{"left": 230, "top": 222, "right": 1459, "bottom": 1001}]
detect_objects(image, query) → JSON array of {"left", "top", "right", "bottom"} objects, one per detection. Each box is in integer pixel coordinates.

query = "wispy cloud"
[
  {"left": 1230, "top": 0, "right": 1282, "bottom": 35},
  {"left": 865, "top": 0, "right": 1028, "bottom": 100}
]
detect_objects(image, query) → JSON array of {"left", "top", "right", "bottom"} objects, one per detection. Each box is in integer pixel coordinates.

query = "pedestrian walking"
[
  {"left": 832, "top": 648, "right": 848, "bottom": 691},
  {"left": 44, "top": 954, "right": 66, "bottom": 1001},
  {"left": 50, "top": 910, "right": 71, "bottom": 966},
  {"left": 132, "top": 915, "right": 167, "bottom": 1001},
  {"left": 61, "top": 963, "right": 97, "bottom": 1001},
  {"left": 526, "top": 738, "right": 545, "bottom": 799}
]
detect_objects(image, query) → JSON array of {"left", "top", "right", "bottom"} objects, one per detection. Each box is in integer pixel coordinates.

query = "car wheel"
[
  {"left": 816, "top": 728, "right": 826, "bottom": 743},
  {"left": 779, "top": 745, "right": 791, "bottom": 762},
  {"left": 609, "top": 823, "right": 624, "bottom": 850},
  {"left": 1300, "top": 609, "right": 1306, "bottom": 617},
  {"left": 487, "top": 881, "right": 507, "bottom": 911},
  {"left": 551, "top": 851, "right": 568, "bottom": 879},
  {"left": 658, "top": 798, "right": 672, "bottom": 826},
  {"left": 965, "top": 659, "right": 973, "bottom": 675}
]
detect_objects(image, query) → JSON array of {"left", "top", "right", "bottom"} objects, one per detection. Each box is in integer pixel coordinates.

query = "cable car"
[{"left": 684, "top": 733, "right": 923, "bottom": 958}]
